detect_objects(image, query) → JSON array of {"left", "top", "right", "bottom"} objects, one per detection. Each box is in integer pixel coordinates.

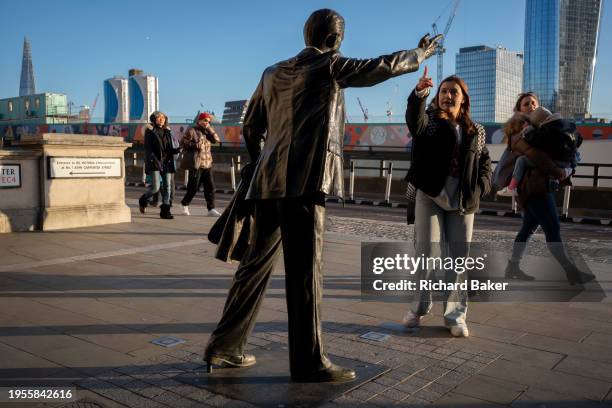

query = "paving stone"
[
  {"left": 394, "top": 376, "right": 430, "bottom": 394},
  {"left": 332, "top": 396, "right": 369, "bottom": 407},
  {"left": 478, "top": 358, "right": 611, "bottom": 401},
  {"left": 379, "top": 387, "right": 408, "bottom": 401},
  {"left": 434, "top": 360, "right": 462, "bottom": 370},
  {"left": 346, "top": 388, "right": 372, "bottom": 401},
  {"left": 204, "top": 394, "right": 235, "bottom": 408},
  {"left": 412, "top": 387, "right": 443, "bottom": 402},
  {"left": 358, "top": 380, "right": 388, "bottom": 395},
  {"left": 414, "top": 366, "right": 449, "bottom": 381},
  {"left": 95, "top": 372, "right": 133, "bottom": 387},
  {"left": 451, "top": 351, "right": 478, "bottom": 359},
  {"left": 436, "top": 391, "right": 505, "bottom": 407},
  {"left": 435, "top": 370, "right": 469, "bottom": 387},
  {"left": 75, "top": 378, "right": 113, "bottom": 393},
  {"left": 510, "top": 386, "right": 611, "bottom": 408},
  {"left": 387, "top": 369, "right": 414, "bottom": 381},
  {"left": 130, "top": 382, "right": 167, "bottom": 399},
  {"left": 166, "top": 396, "right": 201, "bottom": 408},
  {"left": 453, "top": 374, "right": 527, "bottom": 405},
  {"left": 397, "top": 395, "right": 430, "bottom": 407},
  {"left": 223, "top": 399, "right": 258, "bottom": 408},
  {"left": 94, "top": 383, "right": 157, "bottom": 408},
  {"left": 154, "top": 390, "right": 184, "bottom": 406},
  {"left": 514, "top": 333, "right": 612, "bottom": 364},
  {"left": 554, "top": 356, "right": 612, "bottom": 382},
  {"left": 424, "top": 380, "right": 456, "bottom": 396},
  {"left": 367, "top": 394, "right": 397, "bottom": 406},
  {"left": 373, "top": 374, "right": 400, "bottom": 387},
  {"left": 582, "top": 332, "right": 612, "bottom": 347},
  {"left": 454, "top": 361, "right": 487, "bottom": 374}
]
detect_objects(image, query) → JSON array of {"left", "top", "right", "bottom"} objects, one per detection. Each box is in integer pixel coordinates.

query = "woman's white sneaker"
[
  {"left": 208, "top": 209, "right": 221, "bottom": 217},
  {"left": 182, "top": 205, "right": 190, "bottom": 216},
  {"left": 449, "top": 325, "right": 469, "bottom": 337}
]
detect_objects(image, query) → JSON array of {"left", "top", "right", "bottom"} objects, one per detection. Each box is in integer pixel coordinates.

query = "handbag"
[
  {"left": 492, "top": 147, "right": 519, "bottom": 193},
  {"left": 179, "top": 148, "right": 199, "bottom": 171}
]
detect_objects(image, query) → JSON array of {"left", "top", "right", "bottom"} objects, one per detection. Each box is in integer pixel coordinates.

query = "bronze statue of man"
[{"left": 204, "top": 8, "right": 441, "bottom": 382}]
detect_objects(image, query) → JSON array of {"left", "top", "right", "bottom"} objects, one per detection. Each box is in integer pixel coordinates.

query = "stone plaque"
[
  {"left": 0, "top": 164, "right": 21, "bottom": 188},
  {"left": 48, "top": 157, "right": 122, "bottom": 178}
]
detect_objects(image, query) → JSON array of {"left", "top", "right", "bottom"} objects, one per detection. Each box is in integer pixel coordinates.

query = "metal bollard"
[
  {"left": 384, "top": 162, "right": 393, "bottom": 203},
  {"left": 141, "top": 162, "right": 146, "bottom": 184},
  {"left": 230, "top": 158, "right": 236, "bottom": 191},
  {"left": 184, "top": 169, "right": 189, "bottom": 188},
  {"left": 236, "top": 155, "right": 241, "bottom": 171},
  {"left": 133, "top": 152, "right": 137, "bottom": 167},
  {"left": 511, "top": 192, "right": 518, "bottom": 213},
  {"left": 562, "top": 186, "right": 572, "bottom": 217},
  {"left": 349, "top": 160, "right": 355, "bottom": 201},
  {"left": 380, "top": 160, "right": 386, "bottom": 178}
]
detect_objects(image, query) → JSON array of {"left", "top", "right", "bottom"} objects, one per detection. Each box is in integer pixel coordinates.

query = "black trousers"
[
  {"left": 511, "top": 192, "right": 572, "bottom": 266},
  {"left": 181, "top": 167, "right": 215, "bottom": 210},
  {"left": 205, "top": 193, "right": 330, "bottom": 375}
]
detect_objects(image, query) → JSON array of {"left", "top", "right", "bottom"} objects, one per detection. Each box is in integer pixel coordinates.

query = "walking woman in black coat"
[{"left": 139, "top": 111, "right": 178, "bottom": 219}]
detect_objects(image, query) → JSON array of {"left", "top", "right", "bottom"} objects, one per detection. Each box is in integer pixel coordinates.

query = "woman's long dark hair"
[{"left": 430, "top": 75, "right": 476, "bottom": 135}]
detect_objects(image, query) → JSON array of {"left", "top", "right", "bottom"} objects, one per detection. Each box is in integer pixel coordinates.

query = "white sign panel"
[
  {"left": 49, "top": 157, "right": 122, "bottom": 178},
  {"left": 0, "top": 164, "right": 21, "bottom": 188}
]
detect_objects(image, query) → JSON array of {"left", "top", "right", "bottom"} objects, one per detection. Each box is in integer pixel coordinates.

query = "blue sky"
[{"left": 0, "top": 0, "right": 610, "bottom": 122}]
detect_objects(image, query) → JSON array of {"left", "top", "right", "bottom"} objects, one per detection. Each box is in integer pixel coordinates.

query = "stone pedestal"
[
  {"left": 0, "top": 149, "right": 42, "bottom": 232},
  {"left": 0, "top": 133, "right": 132, "bottom": 232}
]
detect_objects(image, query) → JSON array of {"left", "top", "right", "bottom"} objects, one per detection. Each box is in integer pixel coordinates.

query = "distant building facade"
[
  {"left": 0, "top": 93, "right": 69, "bottom": 125},
  {"left": 524, "top": 0, "right": 602, "bottom": 118},
  {"left": 128, "top": 69, "right": 159, "bottom": 122},
  {"left": 456, "top": 45, "right": 523, "bottom": 123},
  {"left": 221, "top": 100, "right": 248, "bottom": 124},
  {"left": 104, "top": 76, "right": 129, "bottom": 123}
]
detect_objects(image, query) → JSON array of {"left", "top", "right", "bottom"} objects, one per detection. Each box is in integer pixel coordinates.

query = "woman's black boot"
[
  {"left": 138, "top": 195, "right": 148, "bottom": 214},
  {"left": 563, "top": 263, "right": 594, "bottom": 286},
  {"left": 504, "top": 260, "right": 536, "bottom": 281},
  {"left": 160, "top": 204, "right": 174, "bottom": 220}
]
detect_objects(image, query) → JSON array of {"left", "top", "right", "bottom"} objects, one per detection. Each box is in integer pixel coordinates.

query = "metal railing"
[{"left": 126, "top": 153, "right": 612, "bottom": 217}]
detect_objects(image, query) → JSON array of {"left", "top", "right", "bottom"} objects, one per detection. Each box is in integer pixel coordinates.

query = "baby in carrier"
[{"left": 508, "top": 107, "right": 581, "bottom": 191}]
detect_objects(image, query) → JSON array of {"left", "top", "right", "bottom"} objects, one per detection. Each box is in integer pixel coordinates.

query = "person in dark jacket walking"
[
  {"left": 503, "top": 93, "right": 594, "bottom": 285},
  {"left": 180, "top": 112, "right": 221, "bottom": 217},
  {"left": 204, "top": 8, "right": 442, "bottom": 382},
  {"left": 139, "top": 111, "right": 178, "bottom": 219},
  {"left": 402, "top": 69, "right": 492, "bottom": 337}
]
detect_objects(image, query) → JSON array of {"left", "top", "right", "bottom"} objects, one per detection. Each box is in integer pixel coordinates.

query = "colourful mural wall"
[{"left": 2, "top": 122, "right": 611, "bottom": 148}]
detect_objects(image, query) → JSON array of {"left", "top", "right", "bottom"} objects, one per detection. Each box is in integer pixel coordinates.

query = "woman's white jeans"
[{"left": 411, "top": 190, "right": 474, "bottom": 327}]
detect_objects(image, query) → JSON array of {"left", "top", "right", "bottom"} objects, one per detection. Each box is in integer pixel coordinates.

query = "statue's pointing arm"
[{"left": 332, "top": 34, "right": 442, "bottom": 88}]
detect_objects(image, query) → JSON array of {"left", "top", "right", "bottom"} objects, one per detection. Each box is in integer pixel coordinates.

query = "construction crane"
[
  {"left": 83, "top": 93, "right": 99, "bottom": 126},
  {"left": 385, "top": 84, "right": 399, "bottom": 122},
  {"left": 357, "top": 97, "right": 369, "bottom": 122},
  {"left": 432, "top": 0, "right": 460, "bottom": 85}
]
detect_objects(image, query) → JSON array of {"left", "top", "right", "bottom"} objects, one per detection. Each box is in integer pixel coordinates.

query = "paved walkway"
[{"left": 1, "top": 200, "right": 611, "bottom": 407}]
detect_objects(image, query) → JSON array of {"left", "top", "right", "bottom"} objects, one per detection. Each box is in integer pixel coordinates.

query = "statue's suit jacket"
[{"left": 243, "top": 46, "right": 422, "bottom": 200}]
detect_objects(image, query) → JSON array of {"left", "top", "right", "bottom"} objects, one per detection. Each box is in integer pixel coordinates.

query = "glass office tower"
[
  {"left": 456, "top": 46, "right": 523, "bottom": 123},
  {"left": 524, "top": 0, "right": 602, "bottom": 118}
]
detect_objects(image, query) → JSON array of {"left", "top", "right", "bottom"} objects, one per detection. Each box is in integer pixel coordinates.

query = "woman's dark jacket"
[
  {"left": 404, "top": 90, "right": 492, "bottom": 214},
  {"left": 144, "top": 124, "right": 177, "bottom": 174}
]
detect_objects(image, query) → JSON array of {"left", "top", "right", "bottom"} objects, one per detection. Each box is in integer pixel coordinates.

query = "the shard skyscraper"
[{"left": 19, "top": 37, "right": 36, "bottom": 96}]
